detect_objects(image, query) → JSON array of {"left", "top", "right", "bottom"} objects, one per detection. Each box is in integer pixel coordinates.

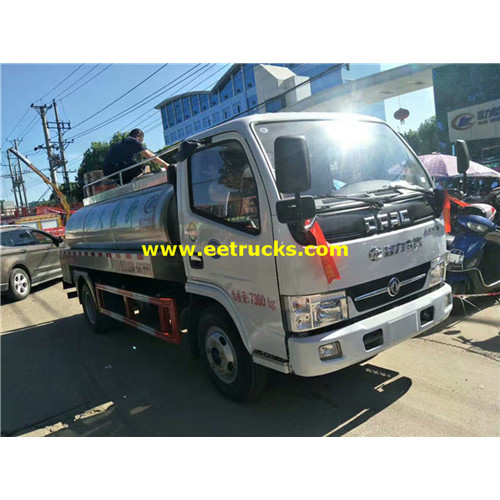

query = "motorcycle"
[
  {"left": 446, "top": 203, "right": 500, "bottom": 314},
  {"left": 443, "top": 141, "right": 500, "bottom": 314}
]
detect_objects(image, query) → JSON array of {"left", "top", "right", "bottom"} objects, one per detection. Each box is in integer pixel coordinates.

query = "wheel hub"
[
  {"left": 205, "top": 328, "right": 238, "bottom": 384},
  {"left": 14, "top": 273, "right": 28, "bottom": 296}
]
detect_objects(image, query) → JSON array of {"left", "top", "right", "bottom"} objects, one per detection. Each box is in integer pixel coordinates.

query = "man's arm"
[{"left": 141, "top": 149, "right": 169, "bottom": 169}]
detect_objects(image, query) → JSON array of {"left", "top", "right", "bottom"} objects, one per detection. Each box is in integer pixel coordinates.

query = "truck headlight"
[
  {"left": 283, "top": 291, "right": 349, "bottom": 332},
  {"left": 429, "top": 256, "right": 446, "bottom": 287}
]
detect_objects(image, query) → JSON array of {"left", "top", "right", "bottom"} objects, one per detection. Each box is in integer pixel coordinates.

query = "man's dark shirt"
[{"left": 103, "top": 136, "right": 146, "bottom": 183}]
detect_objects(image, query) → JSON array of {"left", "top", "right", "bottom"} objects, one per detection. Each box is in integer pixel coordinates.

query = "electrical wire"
[
  {"left": 71, "top": 64, "right": 168, "bottom": 129},
  {"left": 37, "top": 64, "right": 85, "bottom": 102},
  {"left": 59, "top": 64, "right": 113, "bottom": 100},
  {"left": 52, "top": 64, "right": 100, "bottom": 100},
  {"left": 66, "top": 64, "right": 210, "bottom": 141}
]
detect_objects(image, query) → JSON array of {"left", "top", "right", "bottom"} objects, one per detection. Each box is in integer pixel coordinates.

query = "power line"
[
  {"left": 62, "top": 65, "right": 224, "bottom": 168},
  {"left": 59, "top": 64, "right": 113, "bottom": 100},
  {"left": 3, "top": 64, "right": 85, "bottom": 145},
  {"left": 37, "top": 64, "right": 85, "bottom": 102},
  {"left": 52, "top": 64, "right": 100, "bottom": 100},
  {"left": 66, "top": 64, "right": 211, "bottom": 141},
  {"left": 71, "top": 64, "right": 168, "bottom": 130},
  {"left": 4, "top": 107, "right": 31, "bottom": 144}
]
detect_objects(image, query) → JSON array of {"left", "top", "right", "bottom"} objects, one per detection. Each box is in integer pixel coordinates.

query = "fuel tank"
[{"left": 65, "top": 181, "right": 179, "bottom": 250}]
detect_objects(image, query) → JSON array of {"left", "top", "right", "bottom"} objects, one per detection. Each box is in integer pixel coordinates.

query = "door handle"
[
  {"left": 20, "top": 249, "right": 26, "bottom": 253},
  {"left": 189, "top": 254, "right": 203, "bottom": 269}
]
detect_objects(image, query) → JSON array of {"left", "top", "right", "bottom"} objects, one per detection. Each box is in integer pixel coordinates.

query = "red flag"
[
  {"left": 443, "top": 191, "right": 469, "bottom": 233},
  {"left": 308, "top": 221, "right": 341, "bottom": 283}
]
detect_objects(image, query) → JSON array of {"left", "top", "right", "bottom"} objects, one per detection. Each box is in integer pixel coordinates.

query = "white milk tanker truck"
[{"left": 61, "top": 112, "right": 452, "bottom": 400}]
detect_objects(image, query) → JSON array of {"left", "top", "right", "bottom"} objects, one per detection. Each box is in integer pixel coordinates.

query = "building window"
[
  {"left": 212, "top": 112, "right": 221, "bottom": 124},
  {"left": 191, "top": 95, "right": 201, "bottom": 115},
  {"left": 244, "top": 64, "right": 255, "bottom": 89},
  {"left": 174, "top": 100, "right": 183, "bottom": 123},
  {"left": 233, "top": 69, "right": 244, "bottom": 94},
  {"left": 194, "top": 121, "right": 201, "bottom": 132},
  {"left": 167, "top": 103, "right": 175, "bottom": 127},
  {"left": 186, "top": 125, "right": 193, "bottom": 136},
  {"left": 161, "top": 107, "right": 169, "bottom": 129},
  {"left": 202, "top": 117, "right": 210, "bottom": 128},
  {"left": 210, "top": 92, "right": 219, "bottom": 107},
  {"left": 170, "top": 132, "right": 177, "bottom": 143},
  {"left": 200, "top": 94, "right": 209, "bottom": 111},
  {"left": 222, "top": 107, "right": 230, "bottom": 120},
  {"left": 233, "top": 103, "right": 241, "bottom": 116},
  {"left": 220, "top": 79, "right": 233, "bottom": 101},
  {"left": 189, "top": 140, "right": 260, "bottom": 233},
  {"left": 182, "top": 97, "right": 192, "bottom": 119},
  {"left": 246, "top": 93, "right": 257, "bottom": 110}
]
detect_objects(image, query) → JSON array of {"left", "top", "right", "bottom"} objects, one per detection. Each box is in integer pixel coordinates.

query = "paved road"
[{"left": 1, "top": 280, "right": 499, "bottom": 436}]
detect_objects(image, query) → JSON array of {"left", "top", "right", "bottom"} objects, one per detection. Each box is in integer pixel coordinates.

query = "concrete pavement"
[{"left": 1, "top": 279, "right": 498, "bottom": 436}]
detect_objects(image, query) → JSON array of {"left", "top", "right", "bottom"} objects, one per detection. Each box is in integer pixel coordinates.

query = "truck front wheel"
[{"left": 198, "top": 305, "right": 267, "bottom": 401}]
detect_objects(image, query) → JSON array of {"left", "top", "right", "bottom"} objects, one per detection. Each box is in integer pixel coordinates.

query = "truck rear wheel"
[
  {"left": 198, "top": 305, "right": 267, "bottom": 401},
  {"left": 81, "top": 282, "right": 110, "bottom": 333}
]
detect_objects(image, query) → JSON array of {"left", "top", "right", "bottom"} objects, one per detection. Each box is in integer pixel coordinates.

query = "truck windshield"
[{"left": 252, "top": 119, "right": 432, "bottom": 199}]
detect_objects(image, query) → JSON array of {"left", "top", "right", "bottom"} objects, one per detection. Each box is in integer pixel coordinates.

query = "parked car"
[{"left": 0, "top": 226, "right": 64, "bottom": 301}]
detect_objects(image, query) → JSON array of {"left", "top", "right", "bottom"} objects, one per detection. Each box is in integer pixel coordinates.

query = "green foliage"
[
  {"left": 401, "top": 116, "right": 439, "bottom": 156},
  {"left": 49, "top": 181, "right": 81, "bottom": 204}
]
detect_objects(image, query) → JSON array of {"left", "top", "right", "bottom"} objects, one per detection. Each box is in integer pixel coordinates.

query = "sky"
[{"left": 0, "top": 63, "right": 436, "bottom": 204}]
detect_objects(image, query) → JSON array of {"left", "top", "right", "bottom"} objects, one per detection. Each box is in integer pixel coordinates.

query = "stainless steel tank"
[{"left": 65, "top": 182, "right": 179, "bottom": 250}]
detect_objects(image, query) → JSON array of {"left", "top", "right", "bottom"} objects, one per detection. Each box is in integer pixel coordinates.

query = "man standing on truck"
[{"left": 103, "top": 129, "right": 170, "bottom": 184}]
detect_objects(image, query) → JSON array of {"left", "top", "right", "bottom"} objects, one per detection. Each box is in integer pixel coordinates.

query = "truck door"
[{"left": 179, "top": 132, "right": 286, "bottom": 359}]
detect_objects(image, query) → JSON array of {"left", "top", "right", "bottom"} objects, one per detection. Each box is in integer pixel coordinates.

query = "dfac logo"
[
  {"left": 451, "top": 113, "right": 475, "bottom": 131},
  {"left": 387, "top": 277, "right": 401, "bottom": 297}
]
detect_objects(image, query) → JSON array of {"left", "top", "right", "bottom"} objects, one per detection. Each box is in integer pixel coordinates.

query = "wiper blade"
[
  {"left": 375, "top": 184, "right": 434, "bottom": 196},
  {"left": 317, "top": 195, "right": 384, "bottom": 210}
]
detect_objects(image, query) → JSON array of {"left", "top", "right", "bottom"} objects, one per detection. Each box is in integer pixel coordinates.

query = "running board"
[{"left": 95, "top": 284, "right": 181, "bottom": 344}]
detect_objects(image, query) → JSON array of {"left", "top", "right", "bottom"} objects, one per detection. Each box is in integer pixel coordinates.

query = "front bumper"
[
  {"left": 288, "top": 283, "right": 452, "bottom": 377},
  {"left": 1, "top": 283, "right": 9, "bottom": 293}
]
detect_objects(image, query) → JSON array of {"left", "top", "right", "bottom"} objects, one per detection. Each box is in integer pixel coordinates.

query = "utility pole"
[
  {"left": 31, "top": 103, "right": 57, "bottom": 184},
  {"left": 6, "top": 150, "right": 20, "bottom": 213},
  {"left": 13, "top": 139, "right": 28, "bottom": 209},
  {"left": 6, "top": 139, "right": 28, "bottom": 214},
  {"left": 51, "top": 99, "right": 72, "bottom": 193}
]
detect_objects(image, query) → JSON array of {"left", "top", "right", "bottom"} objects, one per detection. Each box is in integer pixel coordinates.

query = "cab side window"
[{"left": 189, "top": 140, "right": 260, "bottom": 233}]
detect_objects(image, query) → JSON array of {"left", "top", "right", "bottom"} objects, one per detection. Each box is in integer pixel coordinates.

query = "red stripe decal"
[
  {"left": 137, "top": 254, "right": 144, "bottom": 261},
  {"left": 125, "top": 254, "right": 132, "bottom": 259}
]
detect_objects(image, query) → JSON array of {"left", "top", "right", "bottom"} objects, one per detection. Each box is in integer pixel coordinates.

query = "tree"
[{"left": 401, "top": 116, "right": 439, "bottom": 156}]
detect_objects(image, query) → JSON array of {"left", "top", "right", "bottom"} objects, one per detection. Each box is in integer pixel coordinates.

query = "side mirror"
[
  {"left": 456, "top": 140, "right": 470, "bottom": 174},
  {"left": 274, "top": 136, "right": 311, "bottom": 194}
]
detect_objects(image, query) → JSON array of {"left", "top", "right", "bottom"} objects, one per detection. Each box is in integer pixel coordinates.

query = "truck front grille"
[{"left": 348, "top": 262, "right": 430, "bottom": 312}]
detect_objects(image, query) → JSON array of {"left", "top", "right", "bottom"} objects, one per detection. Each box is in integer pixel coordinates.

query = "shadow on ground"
[
  {"left": 416, "top": 295, "right": 500, "bottom": 358},
  {"left": 0, "top": 278, "right": 62, "bottom": 306},
  {"left": 1, "top": 314, "right": 411, "bottom": 437}
]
